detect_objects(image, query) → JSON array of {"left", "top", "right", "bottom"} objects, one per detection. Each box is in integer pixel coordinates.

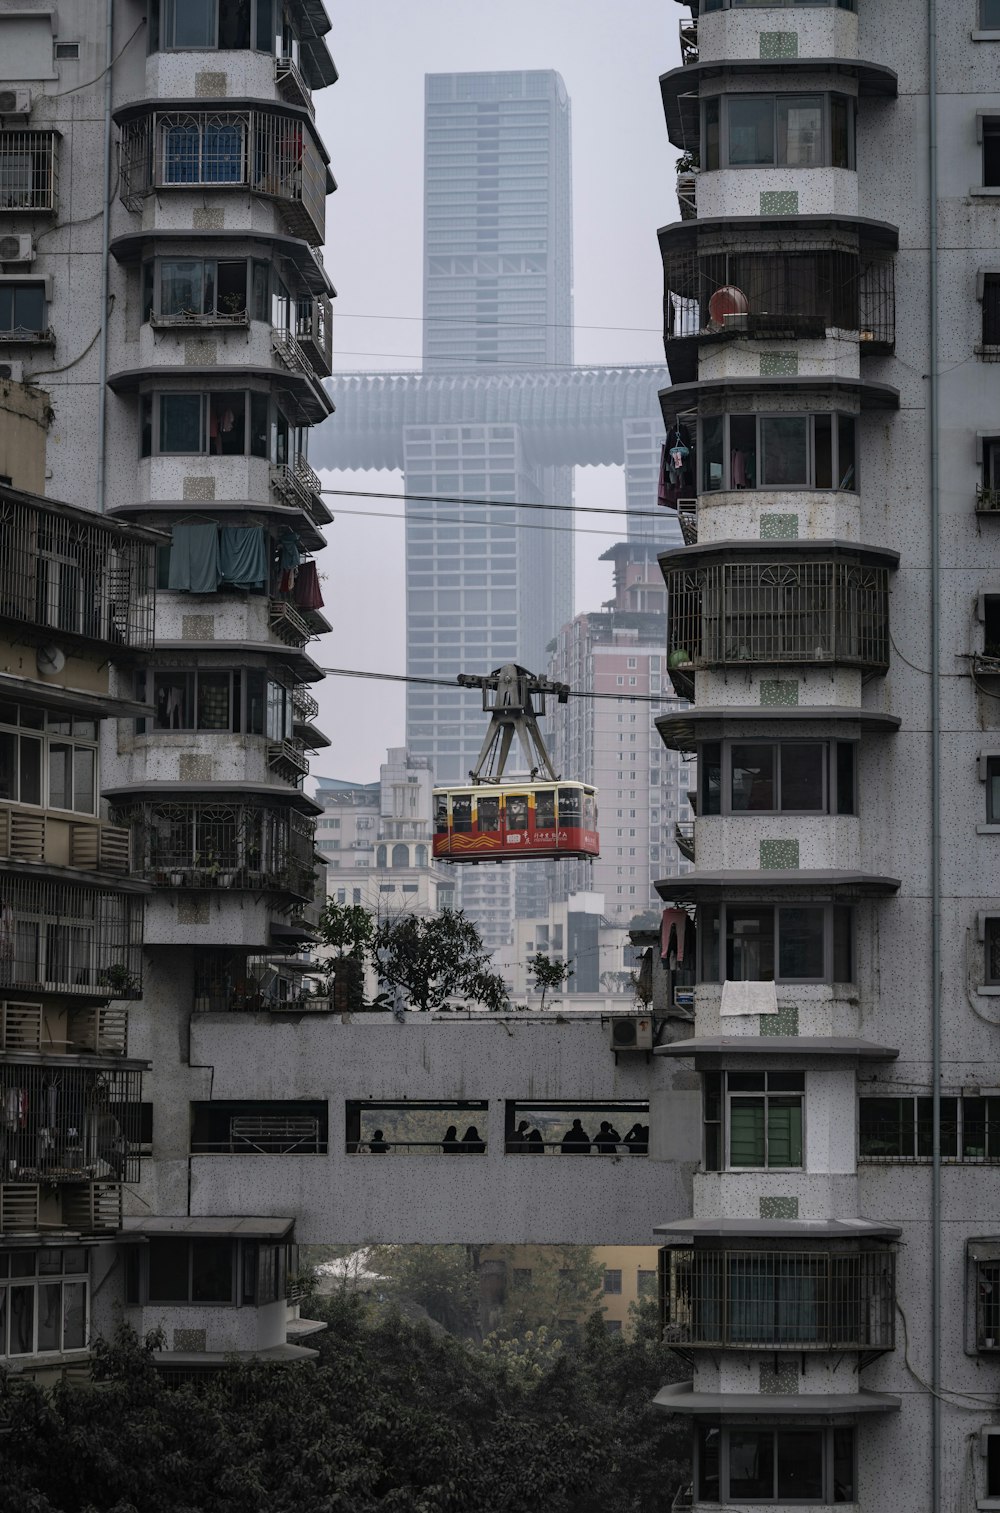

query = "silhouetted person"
[
  {"left": 507, "top": 1118, "right": 532, "bottom": 1153},
  {"left": 623, "top": 1122, "right": 649, "bottom": 1155},
  {"left": 369, "top": 1129, "right": 389, "bottom": 1154},
  {"left": 560, "top": 1118, "right": 591, "bottom": 1154},
  {"left": 442, "top": 1124, "right": 461, "bottom": 1154},
  {"left": 526, "top": 1127, "right": 544, "bottom": 1154},
  {"left": 461, "top": 1124, "right": 486, "bottom": 1154},
  {"left": 594, "top": 1120, "right": 622, "bottom": 1155}
]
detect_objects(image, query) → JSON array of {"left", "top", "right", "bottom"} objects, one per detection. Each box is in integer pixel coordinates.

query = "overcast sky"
[{"left": 310, "top": 1, "right": 681, "bottom": 783}]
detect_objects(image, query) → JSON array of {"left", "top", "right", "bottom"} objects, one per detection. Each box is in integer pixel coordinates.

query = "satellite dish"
[
  {"left": 708, "top": 286, "right": 750, "bottom": 327},
  {"left": 36, "top": 644, "right": 66, "bottom": 677}
]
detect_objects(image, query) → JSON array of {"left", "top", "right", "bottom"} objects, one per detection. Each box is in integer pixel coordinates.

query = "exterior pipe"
[
  {"left": 95, "top": 0, "right": 114, "bottom": 513},
  {"left": 927, "top": 3, "right": 942, "bottom": 1512}
]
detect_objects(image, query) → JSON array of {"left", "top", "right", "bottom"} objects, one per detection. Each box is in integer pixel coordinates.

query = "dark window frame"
[
  {"left": 699, "top": 411, "right": 858, "bottom": 493},
  {"left": 699, "top": 901, "right": 854, "bottom": 985},
  {"left": 700, "top": 91, "right": 856, "bottom": 172},
  {"left": 859, "top": 1093, "right": 1000, "bottom": 1163},
  {"left": 704, "top": 1069, "right": 806, "bottom": 1172},
  {"left": 0, "top": 280, "right": 48, "bottom": 337},
  {"left": 699, "top": 738, "right": 856, "bottom": 816},
  {"left": 696, "top": 1422, "right": 855, "bottom": 1503}
]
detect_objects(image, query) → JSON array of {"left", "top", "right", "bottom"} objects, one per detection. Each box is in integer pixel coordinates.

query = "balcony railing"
[
  {"left": 113, "top": 799, "right": 316, "bottom": 901},
  {"left": 977, "top": 485, "right": 1000, "bottom": 513},
  {"left": 0, "top": 1000, "right": 128, "bottom": 1056},
  {"left": 0, "top": 492, "right": 156, "bottom": 650},
  {"left": 274, "top": 55, "right": 314, "bottom": 119},
  {"left": 295, "top": 296, "right": 332, "bottom": 377},
  {"left": 268, "top": 596, "right": 313, "bottom": 646},
  {"left": 292, "top": 684, "right": 319, "bottom": 723},
  {"left": 0, "top": 130, "right": 58, "bottom": 213},
  {"left": 149, "top": 308, "right": 249, "bottom": 330},
  {"left": 0, "top": 1063, "right": 143, "bottom": 1184},
  {"left": 664, "top": 249, "right": 895, "bottom": 355},
  {"left": 674, "top": 820, "right": 695, "bottom": 863},
  {"left": 119, "top": 110, "right": 327, "bottom": 245},
  {"left": 270, "top": 457, "right": 329, "bottom": 529},
  {"left": 0, "top": 809, "right": 131, "bottom": 875},
  {"left": 676, "top": 170, "right": 697, "bottom": 222},
  {"left": 665, "top": 559, "right": 891, "bottom": 674},
  {"left": 0, "top": 325, "right": 55, "bottom": 345},
  {"left": 61, "top": 1181, "right": 123, "bottom": 1233},
  {"left": 0, "top": 877, "right": 143, "bottom": 998},
  {"left": 679, "top": 16, "right": 698, "bottom": 66},
  {"left": 661, "top": 1246, "right": 895, "bottom": 1356},
  {"left": 267, "top": 738, "right": 309, "bottom": 782}
]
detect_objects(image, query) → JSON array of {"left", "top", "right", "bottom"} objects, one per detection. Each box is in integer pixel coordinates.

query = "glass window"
[
  {"left": 160, "top": 259, "right": 204, "bottom": 316},
  {"left": 780, "top": 744, "right": 824, "bottom": 810},
  {"left": 777, "top": 96, "right": 823, "bottom": 168},
  {"left": 0, "top": 283, "right": 45, "bottom": 334},
  {"left": 987, "top": 917, "right": 1000, "bottom": 985},
  {"left": 760, "top": 415, "right": 809, "bottom": 487},
  {"left": 731, "top": 744, "right": 774, "bottom": 811},
  {"left": 778, "top": 906, "right": 825, "bottom": 980},
  {"left": 984, "top": 121, "right": 1000, "bottom": 188},
  {"left": 603, "top": 1269, "right": 622, "bottom": 1294},
  {"left": 697, "top": 1424, "right": 721, "bottom": 1501},
  {"left": 148, "top": 1238, "right": 189, "bottom": 1302},
  {"left": 164, "top": 0, "right": 217, "bottom": 48},
  {"left": 535, "top": 790, "right": 555, "bottom": 828},
  {"left": 159, "top": 393, "right": 204, "bottom": 453},
  {"left": 833, "top": 905, "right": 853, "bottom": 980},
  {"left": 837, "top": 413, "right": 857, "bottom": 488},
  {"left": 191, "top": 1239, "right": 234, "bottom": 1302},
  {"left": 728, "top": 97, "right": 774, "bottom": 165},
  {"left": 726, "top": 907, "right": 774, "bottom": 980},
  {"left": 983, "top": 0, "right": 1000, "bottom": 26},
  {"left": 196, "top": 671, "right": 232, "bottom": 731},
  {"left": 729, "top": 1429, "right": 774, "bottom": 1497},
  {"left": 701, "top": 742, "right": 722, "bottom": 814},
  {"left": 703, "top": 97, "right": 720, "bottom": 171},
  {"left": 836, "top": 741, "right": 857, "bottom": 814},
  {"left": 505, "top": 794, "right": 529, "bottom": 831},
  {"left": 702, "top": 414, "right": 723, "bottom": 491}
]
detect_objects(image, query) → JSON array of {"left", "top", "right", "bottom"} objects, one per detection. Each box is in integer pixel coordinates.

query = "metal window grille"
[
  {"left": 665, "top": 559, "right": 890, "bottom": 671},
  {"left": 978, "top": 1263, "right": 1000, "bottom": 1348},
  {"left": 0, "top": 131, "right": 58, "bottom": 213},
  {"left": 0, "top": 495, "right": 156, "bottom": 650},
  {"left": 119, "top": 111, "right": 326, "bottom": 245},
  {"left": 661, "top": 1246, "right": 895, "bottom": 1353},
  {"left": 983, "top": 276, "right": 1000, "bottom": 353},
  {"left": 291, "top": 685, "right": 319, "bottom": 723},
  {"left": 1, "top": 878, "right": 143, "bottom": 996},
  {"left": 663, "top": 248, "right": 894, "bottom": 351},
  {"left": 113, "top": 800, "right": 316, "bottom": 900},
  {"left": 0, "top": 1062, "right": 143, "bottom": 1183}
]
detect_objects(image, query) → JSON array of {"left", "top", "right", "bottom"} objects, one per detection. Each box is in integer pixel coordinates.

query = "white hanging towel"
[{"left": 720, "top": 979, "right": 779, "bottom": 1017}]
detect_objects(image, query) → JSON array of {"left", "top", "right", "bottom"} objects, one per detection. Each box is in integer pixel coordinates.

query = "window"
[
  {"left": 704, "top": 1070, "right": 804, "bottom": 1171},
  {"left": 861, "top": 1095, "right": 1000, "bottom": 1162},
  {"left": 55, "top": 41, "right": 81, "bottom": 58},
  {"left": 986, "top": 758, "right": 1000, "bottom": 824},
  {"left": 345, "top": 1100, "right": 489, "bottom": 1154},
  {"left": 984, "top": 119, "right": 1000, "bottom": 188},
  {"left": 637, "top": 1268, "right": 657, "bottom": 1297},
  {"left": 604, "top": 1318, "right": 623, "bottom": 1335},
  {"left": 702, "top": 93, "right": 854, "bottom": 171},
  {"left": 988, "top": 918, "right": 1000, "bottom": 986},
  {"left": 0, "top": 704, "right": 97, "bottom": 814},
  {"left": 0, "top": 282, "right": 46, "bottom": 338},
  {"left": 983, "top": 0, "right": 1000, "bottom": 26},
  {"left": 160, "top": 114, "right": 246, "bottom": 184},
  {"left": 148, "top": 1237, "right": 235, "bottom": 1303},
  {"left": 150, "top": 0, "right": 277, "bottom": 52},
  {"left": 701, "top": 412, "right": 857, "bottom": 492},
  {"left": 142, "top": 390, "right": 269, "bottom": 459},
  {"left": 0, "top": 1247, "right": 89, "bottom": 1357},
  {"left": 696, "top": 1424, "right": 854, "bottom": 1505},
  {"left": 137, "top": 669, "right": 289, "bottom": 736},
  {"left": 152, "top": 257, "right": 252, "bottom": 321},
  {"left": 190, "top": 1100, "right": 328, "bottom": 1154},
  {"left": 699, "top": 902, "right": 853, "bottom": 984},
  {"left": 977, "top": 1262, "right": 1000, "bottom": 1352},
  {"left": 603, "top": 1268, "right": 623, "bottom": 1295},
  {"left": 982, "top": 274, "right": 1000, "bottom": 349}
]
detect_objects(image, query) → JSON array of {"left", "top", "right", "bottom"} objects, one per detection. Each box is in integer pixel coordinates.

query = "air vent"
[
  {"left": 0, "top": 235, "right": 33, "bottom": 264},
  {"left": 0, "top": 88, "right": 31, "bottom": 116}
]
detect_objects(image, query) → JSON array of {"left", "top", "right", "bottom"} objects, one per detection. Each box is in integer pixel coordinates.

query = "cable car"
[
  {"left": 431, "top": 662, "right": 600, "bottom": 865},
  {"left": 433, "top": 781, "right": 599, "bottom": 862}
]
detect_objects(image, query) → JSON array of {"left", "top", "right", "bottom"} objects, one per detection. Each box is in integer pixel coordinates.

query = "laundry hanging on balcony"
[
  {"left": 661, "top": 907, "right": 693, "bottom": 965},
  {"left": 292, "top": 560, "right": 323, "bottom": 609},
  {"left": 720, "top": 980, "right": 779, "bottom": 1017},
  {"left": 275, "top": 529, "right": 302, "bottom": 593},
  {"left": 167, "top": 522, "right": 221, "bottom": 593},
  {"left": 219, "top": 526, "right": 268, "bottom": 590}
]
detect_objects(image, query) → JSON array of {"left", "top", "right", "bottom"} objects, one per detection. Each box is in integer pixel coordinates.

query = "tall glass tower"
[{"left": 405, "top": 71, "right": 576, "bottom": 948}]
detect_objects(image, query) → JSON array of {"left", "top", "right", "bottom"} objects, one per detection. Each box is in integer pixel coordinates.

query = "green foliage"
[
  {"left": 0, "top": 1298, "right": 689, "bottom": 1513},
  {"left": 366, "top": 1243, "right": 482, "bottom": 1338},
  {"left": 372, "top": 910, "right": 508, "bottom": 1013},
  {"left": 317, "top": 900, "right": 375, "bottom": 961},
  {"left": 526, "top": 952, "right": 574, "bottom": 1010}
]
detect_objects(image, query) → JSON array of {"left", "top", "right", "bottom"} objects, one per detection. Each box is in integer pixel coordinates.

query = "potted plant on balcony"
[{"left": 97, "top": 963, "right": 139, "bottom": 998}]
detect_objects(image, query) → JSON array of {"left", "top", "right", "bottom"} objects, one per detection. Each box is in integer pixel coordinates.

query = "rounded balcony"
[{"left": 689, "top": 0, "right": 860, "bottom": 70}]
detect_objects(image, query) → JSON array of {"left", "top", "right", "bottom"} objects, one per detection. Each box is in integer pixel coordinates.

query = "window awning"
[
  {"left": 968, "top": 1237, "right": 1000, "bottom": 1263},
  {"left": 121, "top": 1216, "right": 295, "bottom": 1240},
  {"left": 654, "top": 1381, "right": 901, "bottom": 1417},
  {"left": 656, "top": 1036, "right": 899, "bottom": 1062},
  {"left": 655, "top": 869, "right": 901, "bottom": 904},
  {"left": 653, "top": 1217, "right": 902, "bottom": 1241},
  {"left": 655, "top": 706, "right": 901, "bottom": 752}
]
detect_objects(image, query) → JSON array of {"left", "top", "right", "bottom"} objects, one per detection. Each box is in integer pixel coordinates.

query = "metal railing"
[
  {"left": 267, "top": 738, "right": 309, "bottom": 781},
  {"left": 0, "top": 810, "right": 131, "bottom": 875},
  {"left": 664, "top": 248, "right": 894, "bottom": 352},
  {"left": 859, "top": 1119, "right": 1000, "bottom": 1164},
  {"left": 268, "top": 596, "right": 313, "bottom": 646},
  {"left": 112, "top": 799, "right": 316, "bottom": 901},
  {"left": 274, "top": 56, "right": 314, "bottom": 118},
  {"left": 676, "top": 171, "right": 697, "bottom": 222},
  {"left": 61, "top": 1181, "right": 122, "bottom": 1233},
  {"left": 119, "top": 110, "right": 326, "bottom": 245},
  {"left": 0, "top": 1063, "right": 143, "bottom": 1184},
  {"left": 977, "top": 485, "right": 1000, "bottom": 512},
  {"left": 0, "top": 877, "right": 144, "bottom": 997},
  {"left": 665, "top": 559, "right": 891, "bottom": 672},
  {"left": 292, "top": 684, "right": 319, "bottom": 723},
  {"left": 674, "top": 819, "right": 695, "bottom": 862},
  {"left": 295, "top": 296, "right": 332, "bottom": 377},
  {"left": 0, "top": 492, "right": 156, "bottom": 650},
  {"left": 227, "top": 1115, "right": 322, "bottom": 1154},
  {"left": 149, "top": 309, "right": 249, "bottom": 330},
  {"left": 271, "top": 325, "right": 313, "bottom": 377},
  {"left": 0, "top": 325, "right": 54, "bottom": 345},
  {"left": 0, "top": 131, "right": 58, "bottom": 213},
  {"left": 0, "top": 1001, "right": 129, "bottom": 1056},
  {"left": 679, "top": 16, "right": 698, "bottom": 66},
  {"left": 661, "top": 1246, "right": 895, "bottom": 1353}
]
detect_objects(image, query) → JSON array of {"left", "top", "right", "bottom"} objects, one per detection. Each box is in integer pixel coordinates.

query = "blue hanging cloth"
[
  {"left": 219, "top": 526, "right": 268, "bottom": 589},
  {"left": 167, "top": 523, "right": 221, "bottom": 593}
]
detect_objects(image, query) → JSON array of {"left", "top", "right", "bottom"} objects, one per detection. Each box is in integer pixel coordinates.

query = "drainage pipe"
[
  {"left": 927, "top": 2, "right": 942, "bottom": 1511},
  {"left": 95, "top": 0, "right": 114, "bottom": 513}
]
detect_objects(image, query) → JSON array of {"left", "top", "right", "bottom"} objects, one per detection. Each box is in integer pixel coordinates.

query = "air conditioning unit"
[
  {"left": 0, "top": 235, "right": 33, "bottom": 264},
  {"left": 0, "top": 88, "right": 31, "bottom": 116},
  {"left": 609, "top": 1016, "right": 653, "bottom": 1052},
  {"left": 0, "top": 362, "right": 24, "bottom": 383}
]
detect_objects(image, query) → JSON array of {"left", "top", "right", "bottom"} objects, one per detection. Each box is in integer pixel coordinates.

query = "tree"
[
  {"left": 316, "top": 899, "right": 374, "bottom": 960},
  {"left": 372, "top": 909, "right": 508, "bottom": 1013},
  {"left": 526, "top": 952, "right": 573, "bottom": 1010}
]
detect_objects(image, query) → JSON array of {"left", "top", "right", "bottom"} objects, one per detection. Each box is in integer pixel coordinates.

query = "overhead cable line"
[
  {"left": 318, "top": 666, "right": 671, "bottom": 705},
  {"left": 333, "top": 310, "right": 665, "bottom": 335},
  {"left": 319, "top": 485, "right": 670, "bottom": 523},
  {"left": 328, "top": 505, "right": 646, "bottom": 539}
]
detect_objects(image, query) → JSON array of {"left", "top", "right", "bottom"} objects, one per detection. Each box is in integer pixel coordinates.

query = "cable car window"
[
  {"left": 506, "top": 795, "right": 528, "bottom": 831},
  {"left": 584, "top": 793, "right": 597, "bottom": 828},
  {"left": 535, "top": 791, "right": 555, "bottom": 828},
  {"left": 452, "top": 795, "right": 472, "bottom": 832},
  {"left": 435, "top": 797, "right": 448, "bottom": 834},
  {"left": 558, "top": 787, "right": 581, "bottom": 824},
  {"left": 477, "top": 795, "right": 499, "bottom": 830}
]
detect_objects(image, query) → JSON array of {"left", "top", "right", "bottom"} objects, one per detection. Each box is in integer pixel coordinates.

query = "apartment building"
[
  {"left": 0, "top": 0, "right": 336, "bottom": 1371},
  {"left": 654, "top": 3, "right": 1000, "bottom": 1509}
]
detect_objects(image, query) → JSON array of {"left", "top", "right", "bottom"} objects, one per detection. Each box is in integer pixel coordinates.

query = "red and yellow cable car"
[{"left": 433, "top": 781, "right": 599, "bottom": 863}]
